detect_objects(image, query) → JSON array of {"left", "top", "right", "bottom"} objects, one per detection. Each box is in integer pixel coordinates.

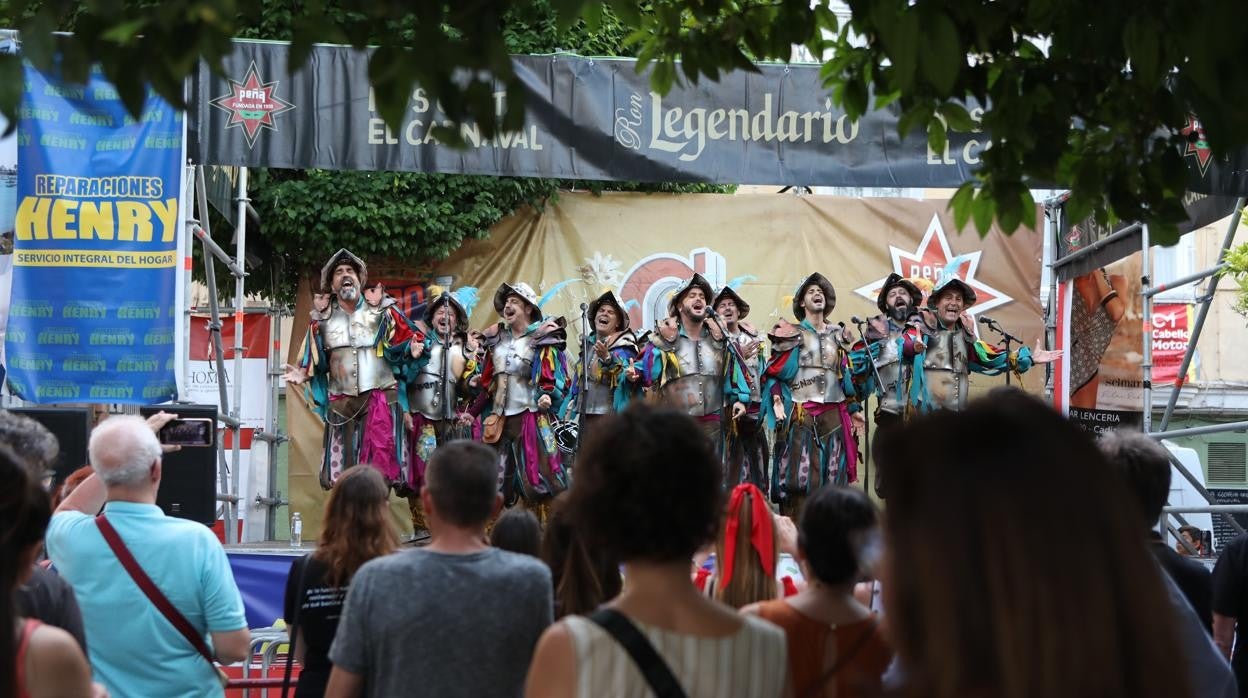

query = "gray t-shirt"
[{"left": 330, "top": 547, "right": 553, "bottom": 698}]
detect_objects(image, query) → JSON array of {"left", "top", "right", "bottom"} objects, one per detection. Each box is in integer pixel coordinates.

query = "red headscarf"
[{"left": 720, "top": 483, "right": 775, "bottom": 589}]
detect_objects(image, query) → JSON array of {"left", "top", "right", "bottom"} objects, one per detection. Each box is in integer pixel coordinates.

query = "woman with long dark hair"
[
  {"left": 283, "top": 466, "right": 398, "bottom": 697},
  {"left": 877, "top": 388, "right": 1191, "bottom": 698},
  {"left": 2, "top": 446, "right": 92, "bottom": 698},
  {"left": 525, "top": 405, "right": 788, "bottom": 697},
  {"left": 540, "top": 493, "right": 620, "bottom": 618}
]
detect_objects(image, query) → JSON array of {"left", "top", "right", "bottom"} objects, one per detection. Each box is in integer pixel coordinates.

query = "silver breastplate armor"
[
  {"left": 874, "top": 324, "right": 908, "bottom": 414},
  {"left": 790, "top": 327, "right": 847, "bottom": 405},
  {"left": 661, "top": 335, "right": 725, "bottom": 417},
  {"left": 409, "top": 339, "right": 467, "bottom": 420},
  {"left": 581, "top": 353, "right": 616, "bottom": 416},
  {"left": 321, "top": 302, "right": 396, "bottom": 396},
  {"left": 490, "top": 330, "right": 538, "bottom": 416},
  {"left": 729, "top": 332, "right": 762, "bottom": 404},
  {"left": 923, "top": 328, "right": 970, "bottom": 411}
]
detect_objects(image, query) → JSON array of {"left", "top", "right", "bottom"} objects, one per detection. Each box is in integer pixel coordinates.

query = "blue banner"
[{"left": 8, "top": 64, "right": 182, "bottom": 404}]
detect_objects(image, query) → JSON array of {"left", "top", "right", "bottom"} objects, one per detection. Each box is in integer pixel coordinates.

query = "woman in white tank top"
[{"left": 525, "top": 406, "right": 790, "bottom": 698}]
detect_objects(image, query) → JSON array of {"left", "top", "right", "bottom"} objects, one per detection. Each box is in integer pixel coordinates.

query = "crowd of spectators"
[{"left": 4, "top": 390, "right": 1248, "bottom": 697}]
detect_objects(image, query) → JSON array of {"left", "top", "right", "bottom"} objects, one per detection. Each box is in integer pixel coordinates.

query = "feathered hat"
[
  {"left": 793, "top": 273, "right": 836, "bottom": 320},
  {"left": 667, "top": 273, "right": 715, "bottom": 317},
  {"left": 320, "top": 249, "right": 367, "bottom": 292},
  {"left": 877, "top": 273, "right": 923, "bottom": 313},
  {"left": 712, "top": 286, "right": 751, "bottom": 320},
  {"left": 927, "top": 255, "right": 977, "bottom": 308},
  {"left": 493, "top": 282, "right": 542, "bottom": 322},
  {"left": 587, "top": 290, "right": 630, "bottom": 331},
  {"left": 424, "top": 288, "right": 478, "bottom": 332}
]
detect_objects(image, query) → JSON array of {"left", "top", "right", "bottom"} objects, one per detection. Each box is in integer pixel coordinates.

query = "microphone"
[
  {"left": 978, "top": 315, "right": 998, "bottom": 326},
  {"left": 580, "top": 303, "right": 588, "bottom": 311},
  {"left": 851, "top": 315, "right": 865, "bottom": 325}
]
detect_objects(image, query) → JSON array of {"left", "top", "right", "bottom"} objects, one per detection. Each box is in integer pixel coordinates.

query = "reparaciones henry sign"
[{"left": 8, "top": 63, "right": 182, "bottom": 404}]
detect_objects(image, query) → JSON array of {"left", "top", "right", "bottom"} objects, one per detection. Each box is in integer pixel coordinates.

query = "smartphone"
[{"left": 158, "top": 418, "right": 215, "bottom": 447}]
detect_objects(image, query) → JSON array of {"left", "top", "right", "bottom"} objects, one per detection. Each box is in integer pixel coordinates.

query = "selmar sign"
[{"left": 193, "top": 40, "right": 986, "bottom": 187}]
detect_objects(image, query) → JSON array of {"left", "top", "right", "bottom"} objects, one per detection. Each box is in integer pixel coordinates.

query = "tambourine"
[{"left": 551, "top": 419, "right": 579, "bottom": 456}]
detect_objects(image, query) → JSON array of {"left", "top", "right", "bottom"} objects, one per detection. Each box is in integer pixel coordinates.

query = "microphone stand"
[
  {"left": 851, "top": 317, "right": 886, "bottom": 498},
  {"left": 982, "top": 318, "right": 1021, "bottom": 386},
  {"left": 707, "top": 309, "right": 756, "bottom": 395},
  {"left": 575, "top": 303, "right": 590, "bottom": 461}
]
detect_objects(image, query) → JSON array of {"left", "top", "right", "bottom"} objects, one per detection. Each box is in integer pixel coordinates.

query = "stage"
[{"left": 226, "top": 544, "right": 306, "bottom": 628}]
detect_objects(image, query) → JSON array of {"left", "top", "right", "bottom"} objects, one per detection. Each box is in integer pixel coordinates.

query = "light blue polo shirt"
[{"left": 47, "top": 502, "right": 247, "bottom": 698}]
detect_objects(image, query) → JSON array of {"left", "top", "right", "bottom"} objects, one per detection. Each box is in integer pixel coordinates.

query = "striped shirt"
[{"left": 563, "top": 613, "right": 789, "bottom": 697}]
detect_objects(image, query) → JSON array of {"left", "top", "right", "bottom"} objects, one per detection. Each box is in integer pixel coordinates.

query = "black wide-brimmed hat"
[
  {"left": 793, "top": 273, "right": 836, "bottom": 320},
  {"left": 320, "top": 248, "right": 367, "bottom": 291},
  {"left": 712, "top": 286, "right": 750, "bottom": 320},
  {"left": 877, "top": 273, "right": 923, "bottom": 313},
  {"left": 588, "top": 290, "right": 630, "bottom": 331}
]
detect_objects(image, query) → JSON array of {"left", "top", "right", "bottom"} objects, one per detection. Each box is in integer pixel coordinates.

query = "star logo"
[
  {"left": 853, "top": 214, "right": 1013, "bottom": 322},
  {"left": 1182, "top": 115, "right": 1213, "bottom": 178},
  {"left": 209, "top": 62, "right": 295, "bottom": 148}
]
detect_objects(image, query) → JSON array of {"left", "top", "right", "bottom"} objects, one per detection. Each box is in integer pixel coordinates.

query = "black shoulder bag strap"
[
  {"left": 282, "top": 555, "right": 312, "bottom": 698},
  {"left": 588, "top": 608, "right": 688, "bottom": 698}
]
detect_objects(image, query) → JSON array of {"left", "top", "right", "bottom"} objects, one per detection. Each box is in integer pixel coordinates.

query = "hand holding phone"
[{"left": 157, "top": 418, "right": 215, "bottom": 448}]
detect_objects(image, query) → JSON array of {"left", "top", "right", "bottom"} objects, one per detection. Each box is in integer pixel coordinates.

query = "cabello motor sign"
[{"left": 193, "top": 40, "right": 987, "bottom": 186}]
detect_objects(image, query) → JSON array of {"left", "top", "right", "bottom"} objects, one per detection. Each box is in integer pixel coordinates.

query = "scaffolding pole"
[
  {"left": 231, "top": 167, "right": 248, "bottom": 542},
  {"left": 1158, "top": 198, "right": 1246, "bottom": 432},
  {"left": 1142, "top": 225, "right": 1154, "bottom": 433},
  {"left": 194, "top": 165, "right": 242, "bottom": 544}
]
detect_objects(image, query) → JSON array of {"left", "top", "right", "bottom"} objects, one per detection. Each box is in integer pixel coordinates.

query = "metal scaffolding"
[{"left": 1140, "top": 198, "right": 1248, "bottom": 541}]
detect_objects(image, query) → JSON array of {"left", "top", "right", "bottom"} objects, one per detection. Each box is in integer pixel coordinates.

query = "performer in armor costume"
[
  {"left": 712, "top": 286, "right": 769, "bottom": 490},
  {"left": 764, "top": 273, "right": 860, "bottom": 517},
  {"left": 286, "top": 249, "right": 422, "bottom": 490},
  {"left": 910, "top": 273, "right": 1059, "bottom": 412},
  {"left": 567, "top": 291, "right": 642, "bottom": 448},
  {"left": 858, "top": 273, "right": 924, "bottom": 497},
  {"left": 641, "top": 274, "right": 750, "bottom": 456},
  {"left": 387, "top": 290, "right": 480, "bottom": 529},
  {"left": 468, "top": 282, "right": 571, "bottom": 516}
]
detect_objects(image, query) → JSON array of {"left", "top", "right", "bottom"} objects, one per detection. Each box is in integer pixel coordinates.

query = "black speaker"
[
  {"left": 140, "top": 404, "right": 219, "bottom": 525},
  {"left": 11, "top": 407, "right": 90, "bottom": 485}
]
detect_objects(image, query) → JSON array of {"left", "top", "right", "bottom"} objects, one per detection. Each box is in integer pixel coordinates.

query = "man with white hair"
[{"left": 46, "top": 413, "right": 249, "bottom": 698}]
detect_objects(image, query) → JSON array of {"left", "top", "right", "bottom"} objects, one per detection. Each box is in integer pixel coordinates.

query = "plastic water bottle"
[{"left": 290, "top": 512, "right": 303, "bottom": 548}]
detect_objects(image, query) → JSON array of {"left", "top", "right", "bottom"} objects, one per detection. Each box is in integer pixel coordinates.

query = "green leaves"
[{"left": 919, "top": 10, "right": 961, "bottom": 97}]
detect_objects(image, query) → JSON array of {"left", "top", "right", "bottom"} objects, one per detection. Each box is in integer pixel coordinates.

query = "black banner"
[
  {"left": 1052, "top": 192, "right": 1240, "bottom": 281},
  {"left": 191, "top": 40, "right": 987, "bottom": 185}
]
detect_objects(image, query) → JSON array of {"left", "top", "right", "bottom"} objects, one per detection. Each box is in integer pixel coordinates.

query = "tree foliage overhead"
[
  {"left": 4, "top": 0, "right": 1248, "bottom": 244},
  {"left": 182, "top": 1, "right": 728, "bottom": 304}
]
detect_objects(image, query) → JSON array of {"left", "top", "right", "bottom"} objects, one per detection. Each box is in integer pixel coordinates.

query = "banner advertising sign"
[
  {"left": 187, "top": 313, "right": 271, "bottom": 428},
  {"left": 0, "top": 36, "right": 17, "bottom": 381},
  {"left": 188, "top": 313, "right": 271, "bottom": 541},
  {"left": 194, "top": 41, "right": 987, "bottom": 187},
  {"left": 7, "top": 65, "right": 182, "bottom": 404},
  {"left": 1152, "top": 303, "right": 1197, "bottom": 388},
  {"left": 1054, "top": 253, "right": 1145, "bottom": 434}
]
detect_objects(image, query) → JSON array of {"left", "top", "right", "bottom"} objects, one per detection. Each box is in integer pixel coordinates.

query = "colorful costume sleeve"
[
  {"left": 722, "top": 342, "right": 752, "bottom": 409},
  {"left": 969, "top": 341, "right": 1034, "bottom": 377},
  {"left": 640, "top": 340, "right": 681, "bottom": 391},
  {"left": 763, "top": 347, "right": 799, "bottom": 430},
  {"left": 379, "top": 311, "right": 429, "bottom": 414},
  {"left": 847, "top": 342, "right": 878, "bottom": 397},
  {"left": 532, "top": 344, "right": 572, "bottom": 415},
  {"left": 467, "top": 352, "right": 495, "bottom": 418},
  {"left": 457, "top": 345, "right": 482, "bottom": 415},
  {"left": 297, "top": 322, "right": 331, "bottom": 420}
]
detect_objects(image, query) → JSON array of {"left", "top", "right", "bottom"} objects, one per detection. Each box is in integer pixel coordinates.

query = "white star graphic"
[{"left": 853, "top": 214, "right": 1013, "bottom": 322}]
